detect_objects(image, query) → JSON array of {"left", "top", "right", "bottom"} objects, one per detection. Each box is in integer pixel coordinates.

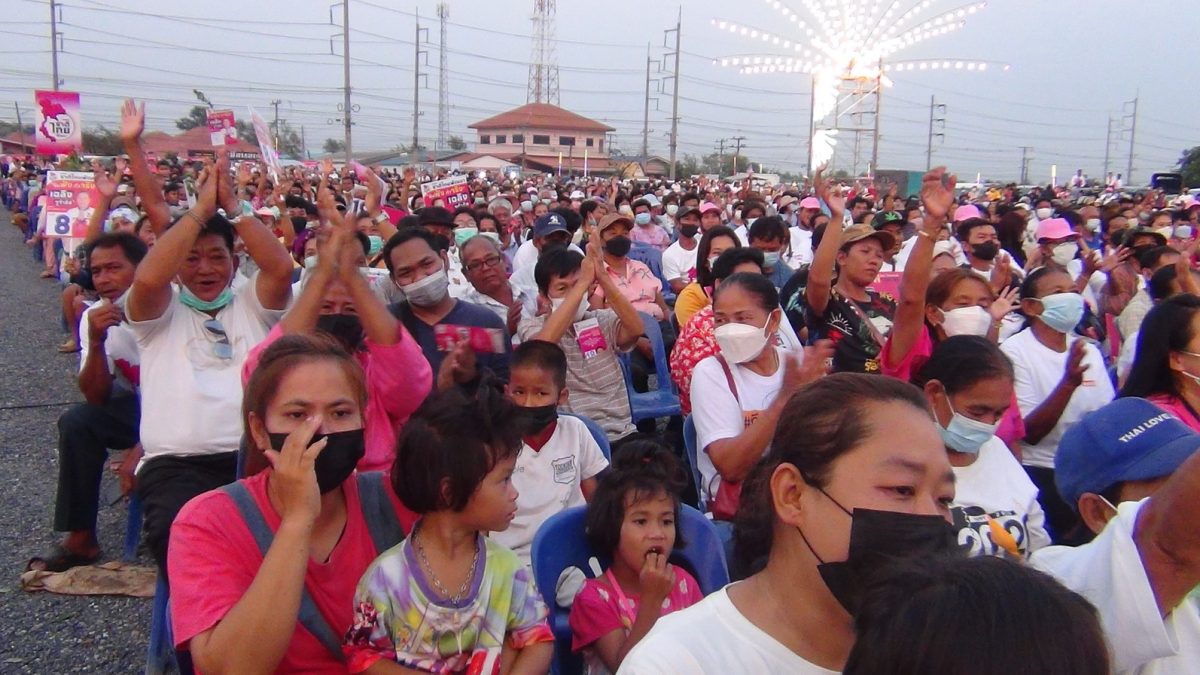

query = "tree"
[
  {"left": 1179, "top": 146, "right": 1200, "bottom": 188},
  {"left": 275, "top": 121, "right": 304, "bottom": 159},
  {"left": 82, "top": 125, "right": 124, "bottom": 156},
  {"left": 447, "top": 135, "right": 466, "bottom": 151},
  {"left": 323, "top": 138, "right": 345, "bottom": 155},
  {"left": 175, "top": 105, "right": 257, "bottom": 145}
]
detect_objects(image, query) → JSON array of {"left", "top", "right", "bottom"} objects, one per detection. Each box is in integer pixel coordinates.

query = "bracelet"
[
  {"left": 180, "top": 210, "right": 202, "bottom": 226},
  {"left": 917, "top": 230, "right": 931, "bottom": 239},
  {"left": 373, "top": 212, "right": 389, "bottom": 225}
]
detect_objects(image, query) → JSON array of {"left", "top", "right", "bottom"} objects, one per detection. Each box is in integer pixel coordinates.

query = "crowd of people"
[{"left": 4, "top": 96, "right": 1200, "bottom": 674}]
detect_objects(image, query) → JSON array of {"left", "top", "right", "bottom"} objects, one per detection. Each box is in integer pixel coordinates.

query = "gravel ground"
[{"left": 0, "top": 210, "right": 150, "bottom": 673}]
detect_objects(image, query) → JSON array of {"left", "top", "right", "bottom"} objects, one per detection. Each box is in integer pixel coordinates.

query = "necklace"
[{"left": 413, "top": 522, "right": 480, "bottom": 605}]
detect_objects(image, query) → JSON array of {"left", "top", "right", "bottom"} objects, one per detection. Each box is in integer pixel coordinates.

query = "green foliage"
[
  {"left": 447, "top": 135, "right": 467, "bottom": 151},
  {"left": 323, "top": 137, "right": 345, "bottom": 154},
  {"left": 1179, "top": 146, "right": 1200, "bottom": 188}
]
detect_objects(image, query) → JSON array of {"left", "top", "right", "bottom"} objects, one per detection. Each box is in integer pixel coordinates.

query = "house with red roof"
[{"left": 444, "top": 103, "right": 617, "bottom": 175}]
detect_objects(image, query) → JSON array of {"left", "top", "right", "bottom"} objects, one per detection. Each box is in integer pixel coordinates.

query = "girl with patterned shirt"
[{"left": 344, "top": 385, "right": 554, "bottom": 674}]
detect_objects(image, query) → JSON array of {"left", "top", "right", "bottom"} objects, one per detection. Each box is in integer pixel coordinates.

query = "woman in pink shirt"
[
  {"left": 243, "top": 188, "right": 431, "bottom": 471},
  {"left": 1120, "top": 294, "right": 1200, "bottom": 432}
]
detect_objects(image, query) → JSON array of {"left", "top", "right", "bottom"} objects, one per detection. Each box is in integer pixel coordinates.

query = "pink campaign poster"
[
  {"left": 44, "top": 171, "right": 97, "bottom": 238},
  {"left": 206, "top": 109, "right": 238, "bottom": 146},
  {"left": 34, "top": 90, "right": 82, "bottom": 155}
]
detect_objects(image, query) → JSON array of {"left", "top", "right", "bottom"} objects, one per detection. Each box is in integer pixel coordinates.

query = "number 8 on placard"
[{"left": 54, "top": 215, "right": 71, "bottom": 235}]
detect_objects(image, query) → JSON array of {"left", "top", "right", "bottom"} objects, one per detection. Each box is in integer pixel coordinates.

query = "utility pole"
[
  {"left": 730, "top": 135, "right": 746, "bottom": 176},
  {"left": 663, "top": 8, "right": 681, "bottom": 180},
  {"left": 340, "top": 0, "right": 353, "bottom": 163},
  {"left": 14, "top": 102, "right": 27, "bottom": 153},
  {"left": 300, "top": 124, "right": 307, "bottom": 160},
  {"left": 269, "top": 99, "right": 282, "bottom": 150},
  {"left": 413, "top": 12, "right": 429, "bottom": 156},
  {"left": 1126, "top": 94, "right": 1138, "bottom": 185},
  {"left": 49, "top": 0, "right": 60, "bottom": 89},
  {"left": 436, "top": 2, "right": 450, "bottom": 151},
  {"left": 715, "top": 138, "right": 727, "bottom": 174},
  {"left": 1018, "top": 146, "right": 1033, "bottom": 185},
  {"left": 1103, "top": 116, "right": 1113, "bottom": 180},
  {"left": 642, "top": 44, "right": 659, "bottom": 161},
  {"left": 870, "top": 58, "right": 882, "bottom": 176},
  {"left": 925, "top": 95, "right": 945, "bottom": 171}
]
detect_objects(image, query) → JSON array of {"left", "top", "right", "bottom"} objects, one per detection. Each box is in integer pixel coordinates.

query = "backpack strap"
[
  {"left": 220, "top": 482, "right": 347, "bottom": 664},
  {"left": 355, "top": 471, "right": 405, "bottom": 554}
]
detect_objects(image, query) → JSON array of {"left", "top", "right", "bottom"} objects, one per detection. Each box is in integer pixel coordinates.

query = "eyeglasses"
[
  {"left": 203, "top": 319, "right": 233, "bottom": 360},
  {"left": 464, "top": 254, "right": 503, "bottom": 274}
]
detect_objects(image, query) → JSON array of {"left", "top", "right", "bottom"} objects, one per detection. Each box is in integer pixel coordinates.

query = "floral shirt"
[
  {"left": 803, "top": 288, "right": 897, "bottom": 373},
  {"left": 670, "top": 306, "right": 718, "bottom": 416},
  {"left": 344, "top": 533, "right": 554, "bottom": 674},
  {"left": 593, "top": 259, "right": 665, "bottom": 320}
]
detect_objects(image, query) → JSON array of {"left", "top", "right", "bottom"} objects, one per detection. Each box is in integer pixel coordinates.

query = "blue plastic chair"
[
  {"left": 123, "top": 494, "right": 142, "bottom": 562},
  {"left": 530, "top": 504, "right": 730, "bottom": 675},
  {"left": 682, "top": 416, "right": 706, "bottom": 512},
  {"left": 561, "top": 412, "right": 612, "bottom": 461},
  {"left": 146, "top": 573, "right": 178, "bottom": 675},
  {"left": 617, "top": 313, "right": 681, "bottom": 424},
  {"left": 628, "top": 242, "right": 676, "bottom": 304}
]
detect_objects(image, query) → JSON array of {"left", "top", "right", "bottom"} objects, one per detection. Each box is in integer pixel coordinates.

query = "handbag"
[{"left": 709, "top": 354, "right": 744, "bottom": 522}]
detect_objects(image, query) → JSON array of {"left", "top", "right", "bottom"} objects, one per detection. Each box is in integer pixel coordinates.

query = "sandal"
[
  {"left": 26, "top": 544, "right": 102, "bottom": 573},
  {"left": 40, "top": 270, "right": 56, "bottom": 278},
  {"left": 57, "top": 339, "right": 79, "bottom": 354}
]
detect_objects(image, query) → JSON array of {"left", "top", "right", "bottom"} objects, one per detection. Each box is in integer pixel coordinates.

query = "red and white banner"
[
  {"left": 206, "top": 109, "right": 238, "bottom": 147},
  {"left": 44, "top": 171, "right": 97, "bottom": 238},
  {"left": 34, "top": 90, "right": 82, "bottom": 155},
  {"left": 420, "top": 175, "right": 471, "bottom": 209}
]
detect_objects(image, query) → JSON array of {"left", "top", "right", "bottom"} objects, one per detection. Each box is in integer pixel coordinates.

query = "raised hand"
[
  {"left": 988, "top": 286, "right": 1021, "bottom": 323},
  {"left": 919, "top": 167, "right": 957, "bottom": 221},
  {"left": 363, "top": 167, "right": 382, "bottom": 213},
  {"left": 195, "top": 164, "right": 218, "bottom": 218},
  {"left": 813, "top": 165, "right": 845, "bottom": 215},
  {"left": 118, "top": 99, "right": 145, "bottom": 144},
  {"left": 1062, "top": 340, "right": 1090, "bottom": 388},
  {"left": 989, "top": 254, "right": 1012, "bottom": 294},
  {"left": 92, "top": 159, "right": 117, "bottom": 200},
  {"left": 783, "top": 340, "right": 834, "bottom": 394},
  {"left": 114, "top": 156, "right": 129, "bottom": 175},
  {"left": 214, "top": 150, "right": 239, "bottom": 215},
  {"left": 263, "top": 415, "right": 327, "bottom": 526}
]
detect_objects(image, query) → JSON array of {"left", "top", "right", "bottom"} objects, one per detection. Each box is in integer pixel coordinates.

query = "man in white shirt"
[
  {"left": 459, "top": 235, "right": 537, "bottom": 336},
  {"left": 1032, "top": 398, "right": 1200, "bottom": 674},
  {"left": 661, "top": 206, "right": 701, "bottom": 294},
  {"left": 510, "top": 212, "right": 582, "bottom": 301},
  {"left": 125, "top": 151, "right": 293, "bottom": 574}
]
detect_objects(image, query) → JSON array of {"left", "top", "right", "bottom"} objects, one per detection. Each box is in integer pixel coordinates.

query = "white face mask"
[
  {"left": 666, "top": 204, "right": 679, "bottom": 216},
  {"left": 939, "top": 305, "right": 992, "bottom": 337},
  {"left": 1085, "top": 218, "right": 1101, "bottom": 232},
  {"left": 714, "top": 313, "right": 775, "bottom": 363},
  {"left": 550, "top": 295, "right": 588, "bottom": 323},
  {"left": 1050, "top": 242, "right": 1078, "bottom": 267},
  {"left": 1036, "top": 207, "right": 1054, "bottom": 220},
  {"left": 618, "top": 204, "right": 634, "bottom": 217}
]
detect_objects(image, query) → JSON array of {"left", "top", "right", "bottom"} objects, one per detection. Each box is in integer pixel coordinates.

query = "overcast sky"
[{"left": 3, "top": 0, "right": 1197, "bottom": 182}]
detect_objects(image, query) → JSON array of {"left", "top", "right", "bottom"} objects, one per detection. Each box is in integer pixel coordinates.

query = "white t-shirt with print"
[
  {"left": 618, "top": 585, "right": 838, "bottom": 675},
  {"left": 661, "top": 239, "right": 699, "bottom": 285},
  {"left": 490, "top": 415, "right": 608, "bottom": 566},
  {"left": 999, "top": 329, "right": 1114, "bottom": 469},
  {"left": 787, "top": 228, "right": 813, "bottom": 269},
  {"left": 129, "top": 275, "right": 285, "bottom": 463},
  {"left": 690, "top": 348, "right": 787, "bottom": 504},
  {"left": 78, "top": 301, "right": 140, "bottom": 399},
  {"left": 951, "top": 436, "right": 1052, "bottom": 558},
  {"left": 1032, "top": 498, "right": 1200, "bottom": 674}
]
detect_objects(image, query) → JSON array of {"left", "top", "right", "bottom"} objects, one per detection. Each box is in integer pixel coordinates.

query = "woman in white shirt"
[
  {"left": 1000, "top": 267, "right": 1114, "bottom": 545},
  {"left": 622, "top": 374, "right": 958, "bottom": 674},
  {"left": 913, "top": 335, "right": 1050, "bottom": 558},
  {"left": 689, "top": 273, "right": 826, "bottom": 520}
]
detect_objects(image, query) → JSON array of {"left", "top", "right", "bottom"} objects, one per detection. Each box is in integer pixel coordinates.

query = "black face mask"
[
  {"left": 267, "top": 429, "right": 365, "bottom": 494},
  {"left": 604, "top": 235, "right": 632, "bottom": 258},
  {"left": 797, "top": 487, "right": 960, "bottom": 616},
  {"left": 971, "top": 241, "right": 999, "bottom": 261},
  {"left": 518, "top": 403, "right": 559, "bottom": 435},
  {"left": 316, "top": 313, "right": 366, "bottom": 352},
  {"left": 679, "top": 224, "right": 700, "bottom": 239}
]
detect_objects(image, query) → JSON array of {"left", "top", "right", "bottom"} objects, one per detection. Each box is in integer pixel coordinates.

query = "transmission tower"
[
  {"left": 436, "top": 2, "right": 450, "bottom": 150},
  {"left": 526, "top": 0, "right": 559, "bottom": 105}
]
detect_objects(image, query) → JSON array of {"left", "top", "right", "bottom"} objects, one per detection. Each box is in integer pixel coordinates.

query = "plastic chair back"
[
  {"left": 123, "top": 495, "right": 143, "bottom": 562},
  {"left": 616, "top": 313, "right": 681, "bottom": 423},
  {"left": 530, "top": 504, "right": 730, "bottom": 675},
  {"left": 682, "top": 416, "right": 705, "bottom": 512},
  {"left": 561, "top": 412, "right": 611, "bottom": 461},
  {"left": 147, "top": 574, "right": 180, "bottom": 675}
]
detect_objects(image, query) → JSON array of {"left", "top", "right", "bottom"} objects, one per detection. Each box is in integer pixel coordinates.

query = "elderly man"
[
  {"left": 459, "top": 234, "right": 537, "bottom": 336},
  {"left": 487, "top": 196, "right": 520, "bottom": 264}
]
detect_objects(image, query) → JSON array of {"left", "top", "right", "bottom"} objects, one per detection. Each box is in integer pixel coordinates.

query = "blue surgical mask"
[
  {"left": 1034, "top": 292, "right": 1084, "bottom": 334},
  {"left": 453, "top": 227, "right": 478, "bottom": 248},
  {"left": 938, "top": 393, "right": 999, "bottom": 454},
  {"left": 634, "top": 212, "right": 652, "bottom": 226},
  {"left": 180, "top": 285, "right": 234, "bottom": 312},
  {"left": 761, "top": 251, "right": 781, "bottom": 268},
  {"left": 366, "top": 235, "right": 383, "bottom": 257}
]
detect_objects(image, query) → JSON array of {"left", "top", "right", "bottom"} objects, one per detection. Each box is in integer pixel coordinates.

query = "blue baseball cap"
[
  {"left": 1056, "top": 398, "right": 1200, "bottom": 509},
  {"left": 533, "top": 212, "right": 569, "bottom": 239}
]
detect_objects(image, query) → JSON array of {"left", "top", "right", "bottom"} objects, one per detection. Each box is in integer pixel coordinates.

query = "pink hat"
[
  {"left": 699, "top": 201, "right": 722, "bottom": 214},
  {"left": 953, "top": 204, "right": 982, "bottom": 222},
  {"left": 800, "top": 196, "right": 821, "bottom": 209},
  {"left": 1035, "top": 217, "right": 1075, "bottom": 241}
]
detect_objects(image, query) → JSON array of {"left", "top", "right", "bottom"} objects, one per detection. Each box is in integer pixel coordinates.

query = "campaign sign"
[
  {"left": 247, "top": 106, "right": 281, "bottom": 179},
  {"left": 206, "top": 109, "right": 238, "bottom": 147},
  {"left": 868, "top": 271, "right": 902, "bottom": 300},
  {"left": 34, "top": 90, "right": 82, "bottom": 155},
  {"left": 420, "top": 174, "right": 471, "bottom": 209},
  {"left": 44, "top": 171, "right": 97, "bottom": 238}
]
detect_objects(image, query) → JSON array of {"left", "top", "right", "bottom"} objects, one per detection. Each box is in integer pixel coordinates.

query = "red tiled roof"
[
  {"left": 469, "top": 103, "right": 614, "bottom": 133},
  {"left": 140, "top": 127, "right": 260, "bottom": 156}
]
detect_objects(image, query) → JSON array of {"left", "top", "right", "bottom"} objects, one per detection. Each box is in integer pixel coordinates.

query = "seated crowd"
[{"left": 6, "top": 98, "right": 1200, "bottom": 675}]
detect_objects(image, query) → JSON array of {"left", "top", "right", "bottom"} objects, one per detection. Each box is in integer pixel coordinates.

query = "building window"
[
  {"left": 599, "top": 138, "right": 604, "bottom": 152},
  {"left": 532, "top": 134, "right": 550, "bottom": 145},
  {"left": 480, "top": 135, "right": 490, "bottom": 145},
  {"left": 512, "top": 133, "right": 524, "bottom": 143},
  {"left": 559, "top": 136, "right": 576, "bottom": 146},
  {"left": 496, "top": 135, "right": 506, "bottom": 144},
  {"left": 586, "top": 137, "right": 595, "bottom": 147}
]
